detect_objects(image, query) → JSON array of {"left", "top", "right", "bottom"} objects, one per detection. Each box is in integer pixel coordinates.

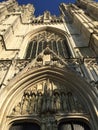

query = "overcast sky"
[{"left": 0, "top": 0, "right": 98, "bottom": 16}]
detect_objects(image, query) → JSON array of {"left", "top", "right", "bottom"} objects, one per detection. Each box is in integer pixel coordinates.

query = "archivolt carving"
[{"left": 11, "top": 79, "right": 87, "bottom": 116}]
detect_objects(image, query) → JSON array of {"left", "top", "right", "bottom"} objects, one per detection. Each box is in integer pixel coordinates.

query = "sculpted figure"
[
  {"left": 42, "top": 95, "right": 46, "bottom": 113},
  {"left": 37, "top": 92, "right": 43, "bottom": 113},
  {"left": 54, "top": 93, "right": 61, "bottom": 112},
  {"left": 51, "top": 94, "right": 55, "bottom": 112},
  {"left": 61, "top": 93, "right": 67, "bottom": 112},
  {"left": 34, "top": 93, "right": 39, "bottom": 113},
  {"left": 29, "top": 93, "right": 36, "bottom": 113},
  {"left": 46, "top": 89, "right": 51, "bottom": 111},
  {"left": 67, "top": 92, "right": 75, "bottom": 112},
  {"left": 22, "top": 94, "right": 30, "bottom": 114}
]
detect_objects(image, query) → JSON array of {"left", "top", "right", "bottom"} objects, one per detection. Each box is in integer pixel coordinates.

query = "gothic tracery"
[{"left": 25, "top": 31, "right": 71, "bottom": 59}]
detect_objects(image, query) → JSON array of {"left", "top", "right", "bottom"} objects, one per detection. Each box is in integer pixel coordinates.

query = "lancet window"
[{"left": 25, "top": 31, "right": 71, "bottom": 59}]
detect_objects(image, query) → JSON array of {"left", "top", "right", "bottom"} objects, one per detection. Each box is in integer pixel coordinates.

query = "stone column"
[{"left": 41, "top": 119, "right": 46, "bottom": 130}]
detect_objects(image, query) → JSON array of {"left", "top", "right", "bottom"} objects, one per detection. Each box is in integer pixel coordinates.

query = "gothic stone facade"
[{"left": 0, "top": 0, "right": 98, "bottom": 130}]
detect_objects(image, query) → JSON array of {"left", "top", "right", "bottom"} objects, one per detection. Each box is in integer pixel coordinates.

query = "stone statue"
[
  {"left": 46, "top": 90, "right": 51, "bottom": 111},
  {"left": 37, "top": 92, "right": 43, "bottom": 113},
  {"left": 42, "top": 96, "right": 46, "bottom": 113},
  {"left": 44, "top": 82, "right": 48, "bottom": 95},
  {"left": 67, "top": 92, "right": 76, "bottom": 112},
  {"left": 54, "top": 93, "right": 61, "bottom": 112},
  {"left": 61, "top": 93, "right": 67, "bottom": 112},
  {"left": 22, "top": 94, "right": 30, "bottom": 114},
  {"left": 29, "top": 93, "right": 36, "bottom": 113},
  {"left": 51, "top": 94, "right": 55, "bottom": 112}
]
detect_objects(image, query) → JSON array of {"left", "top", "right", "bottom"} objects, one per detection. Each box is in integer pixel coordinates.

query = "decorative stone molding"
[
  {"left": 32, "top": 11, "right": 63, "bottom": 24},
  {"left": 0, "top": 60, "right": 11, "bottom": 71}
]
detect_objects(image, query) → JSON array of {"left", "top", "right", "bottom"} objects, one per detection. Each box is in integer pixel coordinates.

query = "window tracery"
[{"left": 25, "top": 31, "right": 71, "bottom": 59}]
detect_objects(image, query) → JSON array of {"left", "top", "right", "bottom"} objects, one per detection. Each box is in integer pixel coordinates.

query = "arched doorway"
[
  {"left": 9, "top": 122, "right": 40, "bottom": 130},
  {"left": 0, "top": 67, "right": 97, "bottom": 130},
  {"left": 58, "top": 120, "right": 91, "bottom": 130}
]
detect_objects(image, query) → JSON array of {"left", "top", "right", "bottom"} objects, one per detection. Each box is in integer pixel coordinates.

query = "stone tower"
[{"left": 0, "top": 0, "right": 98, "bottom": 130}]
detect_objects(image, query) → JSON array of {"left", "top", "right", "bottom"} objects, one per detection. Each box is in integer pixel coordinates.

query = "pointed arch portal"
[{"left": 0, "top": 66, "right": 97, "bottom": 130}]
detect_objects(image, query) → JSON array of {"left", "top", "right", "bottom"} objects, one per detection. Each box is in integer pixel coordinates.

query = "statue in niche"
[
  {"left": 21, "top": 94, "right": 30, "bottom": 114},
  {"left": 51, "top": 94, "right": 55, "bottom": 112},
  {"left": 54, "top": 93, "right": 61, "bottom": 112},
  {"left": 46, "top": 88, "right": 52, "bottom": 111},
  {"left": 29, "top": 92, "right": 36, "bottom": 114},
  {"left": 42, "top": 94, "right": 47, "bottom": 113},
  {"left": 67, "top": 92, "right": 76, "bottom": 112},
  {"left": 42, "top": 80, "right": 53, "bottom": 113},
  {"left": 34, "top": 93, "right": 39, "bottom": 113},
  {"left": 44, "top": 82, "right": 48, "bottom": 95},
  {"left": 42, "top": 88, "right": 51, "bottom": 113},
  {"left": 37, "top": 92, "right": 43, "bottom": 113},
  {"left": 61, "top": 92, "right": 68, "bottom": 112}
]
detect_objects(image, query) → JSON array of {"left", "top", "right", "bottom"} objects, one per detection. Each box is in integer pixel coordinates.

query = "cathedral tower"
[{"left": 0, "top": 0, "right": 98, "bottom": 130}]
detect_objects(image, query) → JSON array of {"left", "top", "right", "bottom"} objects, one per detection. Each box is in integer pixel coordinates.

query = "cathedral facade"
[{"left": 0, "top": 0, "right": 98, "bottom": 130}]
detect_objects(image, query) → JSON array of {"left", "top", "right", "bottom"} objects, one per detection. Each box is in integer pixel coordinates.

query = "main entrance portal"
[{"left": 8, "top": 79, "right": 91, "bottom": 130}]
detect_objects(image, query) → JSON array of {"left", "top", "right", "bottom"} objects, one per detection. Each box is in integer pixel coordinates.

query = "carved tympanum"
[{"left": 11, "top": 80, "right": 87, "bottom": 115}]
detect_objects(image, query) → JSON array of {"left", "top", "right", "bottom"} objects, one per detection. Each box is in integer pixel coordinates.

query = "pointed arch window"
[{"left": 25, "top": 31, "right": 72, "bottom": 59}]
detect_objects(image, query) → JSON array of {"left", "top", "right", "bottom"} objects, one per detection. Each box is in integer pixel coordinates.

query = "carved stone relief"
[
  {"left": 14, "top": 60, "right": 30, "bottom": 72},
  {"left": 0, "top": 61, "right": 11, "bottom": 71},
  {"left": 0, "top": 61, "right": 11, "bottom": 84},
  {"left": 11, "top": 79, "right": 87, "bottom": 116},
  {"left": 4, "top": 60, "right": 30, "bottom": 85}
]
